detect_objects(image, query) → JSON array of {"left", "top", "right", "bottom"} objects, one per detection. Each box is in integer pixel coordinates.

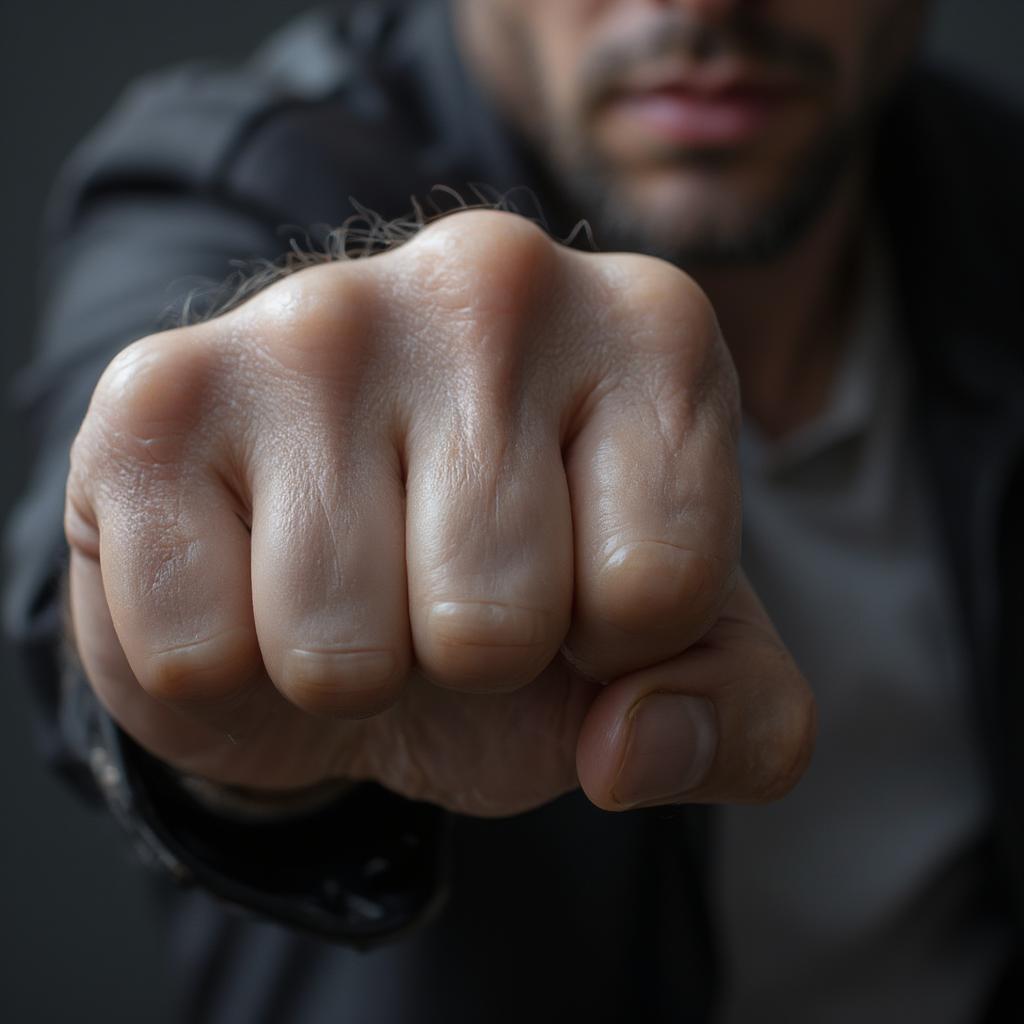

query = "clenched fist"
[{"left": 65, "top": 210, "right": 814, "bottom": 817}]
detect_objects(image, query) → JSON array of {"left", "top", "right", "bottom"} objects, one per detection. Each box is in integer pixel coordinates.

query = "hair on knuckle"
[{"left": 172, "top": 186, "right": 595, "bottom": 328}]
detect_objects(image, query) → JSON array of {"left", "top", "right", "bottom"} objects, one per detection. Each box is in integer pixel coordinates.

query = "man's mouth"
[{"left": 597, "top": 66, "right": 809, "bottom": 149}]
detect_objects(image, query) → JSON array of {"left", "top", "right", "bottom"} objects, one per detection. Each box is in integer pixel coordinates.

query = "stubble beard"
[
  {"left": 548, "top": 107, "right": 871, "bottom": 270},
  {"left": 520, "top": 7, "right": 917, "bottom": 269}
]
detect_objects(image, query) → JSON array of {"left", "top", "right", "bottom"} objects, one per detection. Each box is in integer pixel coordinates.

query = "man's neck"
[{"left": 693, "top": 174, "right": 867, "bottom": 440}]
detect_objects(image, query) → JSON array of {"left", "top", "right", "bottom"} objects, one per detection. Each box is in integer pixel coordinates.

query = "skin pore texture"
[{"left": 454, "top": 0, "right": 927, "bottom": 436}]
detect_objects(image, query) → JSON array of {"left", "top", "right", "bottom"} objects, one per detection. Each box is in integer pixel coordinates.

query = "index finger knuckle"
[{"left": 90, "top": 329, "right": 218, "bottom": 465}]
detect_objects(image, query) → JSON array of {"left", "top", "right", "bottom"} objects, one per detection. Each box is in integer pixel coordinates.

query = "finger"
[
  {"left": 69, "top": 547, "right": 363, "bottom": 791},
  {"left": 69, "top": 546, "right": 248, "bottom": 770},
  {"left": 251, "top": 434, "right": 411, "bottom": 717},
  {"left": 575, "top": 573, "right": 816, "bottom": 810},
  {"left": 563, "top": 258, "right": 742, "bottom": 680},
  {"left": 64, "top": 332, "right": 265, "bottom": 712},
  {"left": 70, "top": 547, "right": 168, "bottom": 742},
  {"left": 405, "top": 403, "right": 574, "bottom": 693},
  {"left": 87, "top": 467, "right": 265, "bottom": 713}
]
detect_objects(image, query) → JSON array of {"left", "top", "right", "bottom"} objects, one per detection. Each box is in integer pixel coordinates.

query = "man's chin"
[
  {"left": 579, "top": 174, "right": 793, "bottom": 267},
  {"left": 561, "top": 119, "right": 860, "bottom": 267}
]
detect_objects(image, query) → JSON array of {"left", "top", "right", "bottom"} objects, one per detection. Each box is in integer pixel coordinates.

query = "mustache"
[{"left": 579, "top": 11, "right": 836, "bottom": 106}]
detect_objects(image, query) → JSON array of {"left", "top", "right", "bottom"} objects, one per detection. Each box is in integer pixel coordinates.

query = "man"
[{"left": 5, "top": 0, "right": 1023, "bottom": 1021}]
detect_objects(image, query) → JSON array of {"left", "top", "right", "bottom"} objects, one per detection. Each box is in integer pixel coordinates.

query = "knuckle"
[
  {"left": 63, "top": 485, "right": 99, "bottom": 558},
  {"left": 243, "top": 263, "right": 375, "bottom": 382},
  {"left": 423, "top": 600, "right": 557, "bottom": 689},
  {"left": 420, "top": 208, "right": 553, "bottom": 264},
  {"left": 609, "top": 258, "right": 731, "bottom": 370},
  {"left": 66, "top": 422, "right": 103, "bottom": 519},
  {"left": 91, "top": 331, "right": 217, "bottom": 466},
  {"left": 140, "top": 629, "right": 259, "bottom": 705},
  {"left": 275, "top": 647, "right": 403, "bottom": 717},
  {"left": 428, "top": 600, "right": 552, "bottom": 649},
  {"left": 607, "top": 254, "right": 716, "bottom": 342},
  {"left": 601, "top": 255, "right": 739, "bottom": 434},
  {"left": 594, "top": 542, "right": 728, "bottom": 638},
  {"left": 98, "top": 331, "right": 213, "bottom": 432},
  {"left": 406, "top": 209, "right": 558, "bottom": 319}
]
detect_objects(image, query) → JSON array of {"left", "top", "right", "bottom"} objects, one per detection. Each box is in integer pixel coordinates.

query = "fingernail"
[{"left": 612, "top": 694, "right": 717, "bottom": 808}]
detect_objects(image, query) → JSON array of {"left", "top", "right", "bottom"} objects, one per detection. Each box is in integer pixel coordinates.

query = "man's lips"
[{"left": 598, "top": 74, "right": 806, "bottom": 148}]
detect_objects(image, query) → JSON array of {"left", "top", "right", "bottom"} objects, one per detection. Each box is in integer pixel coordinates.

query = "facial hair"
[{"left": 540, "top": 8, "right": 891, "bottom": 267}]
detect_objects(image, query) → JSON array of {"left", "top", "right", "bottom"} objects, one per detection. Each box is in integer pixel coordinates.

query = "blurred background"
[{"left": 0, "top": 2, "right": 1021, "bottom": 1021}]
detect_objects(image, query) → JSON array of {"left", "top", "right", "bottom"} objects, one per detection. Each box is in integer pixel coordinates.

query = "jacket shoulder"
[{"left": 46, "top": 3, "right": 405, "bottom": 236}]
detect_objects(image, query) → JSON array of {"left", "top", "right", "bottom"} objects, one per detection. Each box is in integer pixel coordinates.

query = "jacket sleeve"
[{"left": 3, "top": 125, "right": 449, "bottom": 950}]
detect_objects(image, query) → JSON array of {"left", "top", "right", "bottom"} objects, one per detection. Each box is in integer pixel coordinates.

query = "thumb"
[{"left": 576, "top": 572, "right": 815, "bottom": 811}]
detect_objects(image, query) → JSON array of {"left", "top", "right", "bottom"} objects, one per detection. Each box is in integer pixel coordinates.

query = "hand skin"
[{"left": 65, "top": 210, "right": 815, "bottom": 818}]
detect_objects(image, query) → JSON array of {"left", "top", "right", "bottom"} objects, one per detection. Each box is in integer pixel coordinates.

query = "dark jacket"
[{"left": 5, "top": 1, "right": 1023, "bottom": 1021}]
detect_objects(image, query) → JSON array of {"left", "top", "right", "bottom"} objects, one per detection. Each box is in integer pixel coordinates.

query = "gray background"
[{"left": 0, "top": 2, "right": 1021, "bottom": 1022}]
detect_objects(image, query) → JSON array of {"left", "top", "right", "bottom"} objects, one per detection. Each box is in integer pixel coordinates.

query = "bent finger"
[
  {"left": 405, "top": 398, "right": 574, "bottom": 694},
  {"left": 251, "top": 436, "right": 411, "bottom": 717},
  {"left": 89, "top": 470, "right": 265, "bottom": 713},
  {"left": 563, "top": 298, "right": 741, "bottom": 681}
]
